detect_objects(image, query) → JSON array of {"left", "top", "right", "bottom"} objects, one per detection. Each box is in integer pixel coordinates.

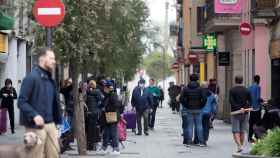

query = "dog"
[{"left": 0, "top": 132, "right": 42, "bottom": 158}]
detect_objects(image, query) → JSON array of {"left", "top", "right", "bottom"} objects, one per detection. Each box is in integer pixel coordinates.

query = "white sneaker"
[
  {"left": 97, "top": 149, "right": 108, "bottom": 155},
  {"left": 111, "top": 150, "right": 120, "bottom": 155}
]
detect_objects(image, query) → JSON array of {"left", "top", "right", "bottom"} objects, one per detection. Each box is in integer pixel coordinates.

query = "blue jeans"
[
  {"left": 181, "top": 107, "right": 188, "bottom": 144},
  {"left": 185, "top": 110, "right": 204, "bottom": 144},
  {"left": 102, "top": 123, "right": 119, "bottom": 151}
]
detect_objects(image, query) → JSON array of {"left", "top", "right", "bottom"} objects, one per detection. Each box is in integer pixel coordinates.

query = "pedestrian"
[
  {"left": 60, "top": 78, "right": 74, "bottom": 128},
  {"left": 159, "top": 86, "right": 164, "bottom": 108},
  {"left": 98, "top": 80, "right": 122, "bottom": 155},
  {"left": 208, "top": 78, "right": 219, "bottom": 127},
  {"left": 229, "top": 75, "right": 252, "bottom": 153},
  {"left": 200, "top": 81, "right": 217, "bottom": 145},
  {"left": 85, "top": 80, "right": 102, "bottom": 151},
  {"left": 248, "top": 75, "right": 263, "bottom": 143},
  {"left": 179, "top": 74, "right": 207, "bottom": 147},
  {"left": 18, "top": 47, "right": 62, "bottom": 158},
  {"left": 147, "top": 79, "right": 160, "bottom": 130},
  {"left": 0, "top": 78, "right": 17, "bottom": 134},
  {"left": 131, "top": 79, "right": 153, "bottom": 136},
  {"left": 168, "top": 82, "right": 181, "bottom": 114}
]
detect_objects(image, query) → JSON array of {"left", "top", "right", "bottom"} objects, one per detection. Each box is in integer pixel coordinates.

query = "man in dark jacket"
[
  {"left": 229, "top": 75, "right": 251, "bottom": 152},
  {"left": 180, "top": 74, "right": 207, "bottom": 147},
  {"left": 18, "top": 47, "right": 61, "bottom": 158},
  {"left": 168, "top": 82, "right": 181, "bottom": 113},
  {"left": 131, "top": 79, "right": 153, "bottom": 136}
]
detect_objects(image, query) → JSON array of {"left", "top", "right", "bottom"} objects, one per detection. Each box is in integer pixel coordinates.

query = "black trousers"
[
  {"left": 149, "top": 105, "right": 158, "bottom": 128},
  {"left": 170, "top": 99, "right": 180, "bottom": 112},
  {"left": 7, "top": 105, "right": 15, "bottom": 133},
  {"left": 248, "top": 110, "right": 262, "bottom": 141},
  {"left": 85, "top": 113, "right": 99, "bottom": 149}
]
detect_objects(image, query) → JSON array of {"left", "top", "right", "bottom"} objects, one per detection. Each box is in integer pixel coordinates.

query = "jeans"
[
  {"left": 102, "top": 123, "right": 119, "bottom": 151},
  {"left": 194, "top": 113, "right": 211, "bottom": 143},
  {"left": 181, "top": 107, "right": 188, "bottom": 144},
  {"left": 185, "top": 110, "right": 204, "bottom": 144},
  {"left": 149, "top": 105, "right": 158, "bottom": 129},
  {"left": 136, "top": 109, "right": 149, "bottom": 134}
]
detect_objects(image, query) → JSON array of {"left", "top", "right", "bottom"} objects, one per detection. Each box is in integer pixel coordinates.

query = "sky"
[{"left": 146, "top": 0, "right": 177, "bottom": 24}]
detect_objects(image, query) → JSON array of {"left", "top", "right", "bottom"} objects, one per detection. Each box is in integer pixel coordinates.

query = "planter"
[{"left": 233, "top": 153, "right": 280, "bottom": 158}]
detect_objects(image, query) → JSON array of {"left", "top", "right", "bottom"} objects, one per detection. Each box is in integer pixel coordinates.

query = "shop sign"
[
  {"left": 271, "top": 39, "right": 280, "bottom": 59},
  {"left": 0, "top": 33, "right": 7, "bottom": 53},
  {"left": 218, "top": 52, "right": 230, "bottom": 66},
  {"left": 215, "top": 0, "right": 242, "bottom": 13},
  {"left": 203, "top": 34, "right": 217, "bottom": 52}
]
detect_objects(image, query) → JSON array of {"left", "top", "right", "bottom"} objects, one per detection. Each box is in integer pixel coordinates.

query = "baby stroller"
[{"left": 253, "top": 98, "right": 280, "bottom": 139}]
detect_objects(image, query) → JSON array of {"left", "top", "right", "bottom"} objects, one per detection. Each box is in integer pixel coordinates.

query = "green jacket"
[{"left": 147, "top": 86, "right": 160, "bottom": 97}]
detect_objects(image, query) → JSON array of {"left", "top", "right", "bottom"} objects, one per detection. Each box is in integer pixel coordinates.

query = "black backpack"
[{"left": 182, "top": 87, "right": 204, "bottom": 110}]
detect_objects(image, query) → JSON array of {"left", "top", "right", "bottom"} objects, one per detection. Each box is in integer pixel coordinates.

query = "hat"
[{"left": 104, "top": 80, "right": 114, "bottom": 88}]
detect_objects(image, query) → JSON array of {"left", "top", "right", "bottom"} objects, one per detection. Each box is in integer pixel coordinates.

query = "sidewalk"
[{"left": 0, "top": 106, "right": 237, "bottom": 158}]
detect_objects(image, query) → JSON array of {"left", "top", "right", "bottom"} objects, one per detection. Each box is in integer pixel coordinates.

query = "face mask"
[{"left": 139, "top": 84, "right": 145, "bottom": 88}]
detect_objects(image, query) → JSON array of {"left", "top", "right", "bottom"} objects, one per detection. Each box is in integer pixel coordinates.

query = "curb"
[{"left": 232, "top": 153, "right": 280, "bottom": 158}]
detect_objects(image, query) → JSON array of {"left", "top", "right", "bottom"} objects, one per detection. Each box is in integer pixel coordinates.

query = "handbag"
[{"left": 105, "top": 112, "right": 118, "bottom": 123}]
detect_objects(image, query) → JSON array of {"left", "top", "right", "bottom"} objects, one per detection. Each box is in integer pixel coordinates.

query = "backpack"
[{"left": 183, "top": 88, "right": 204, "bottom": 110}]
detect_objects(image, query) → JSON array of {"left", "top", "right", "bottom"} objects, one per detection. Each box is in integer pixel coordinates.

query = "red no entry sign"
[
  {"left": 240, "top": 22, "right": 252, "bottom": 36},
  {"left": 33, "top": 0, "right": 65, "bottom": 27}
]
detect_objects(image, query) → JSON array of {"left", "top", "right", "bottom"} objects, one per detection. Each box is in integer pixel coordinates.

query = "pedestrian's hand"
[
  {"left": 33, "top": 115, "right": 45, "bottom": 128},
  {"left": 240, "top": 108, "right": 245, "bottom": 113},
  {"left": 10, "top": 93, "right": 13, "bottom": 97},
  {"left": 150, "top": 109, "right": 153, "bottom": 113},
  {"left": 3, "top": 93, "right": 8, "bottom": 97}
]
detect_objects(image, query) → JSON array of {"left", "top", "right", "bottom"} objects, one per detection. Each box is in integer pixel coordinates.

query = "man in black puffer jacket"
[{"left": 180, "top": 74, "right": 207, "bottom": 147}]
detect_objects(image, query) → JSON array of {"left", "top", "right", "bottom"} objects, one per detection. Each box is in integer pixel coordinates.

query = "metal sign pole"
[{"left": 46, "top": 27, "right": 52, "bottom": 48}]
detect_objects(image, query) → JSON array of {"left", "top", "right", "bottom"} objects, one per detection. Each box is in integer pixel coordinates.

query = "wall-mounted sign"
[
  {"left": 0, "top": 33, "right": 7, "bottom": 53},
  {"left": 271, "top": 39, "right": 280, "bottom": 59},
  {"left": 218, "top": 52, "right": 230, "bottom": 66},
  {"left": 215, "top": 0, "right": 242, "bottom": 13},
  {"left": 220, "top": 0, "right": 238, "bottom": 4},
  {"left": 203, "top": 35, "right": 217, "bottom": 51}
]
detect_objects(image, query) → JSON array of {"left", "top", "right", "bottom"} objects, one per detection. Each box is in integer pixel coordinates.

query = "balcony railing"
[
  {"left": 252, "top": 0, "right": 280, "bottom": 18},
  {"left": 255, "top": 0, "right": 279, "bottom": 9}
]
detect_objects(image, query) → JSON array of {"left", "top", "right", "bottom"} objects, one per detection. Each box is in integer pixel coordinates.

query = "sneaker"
[
  {"left": 144, "top": 132, "right": 149, "bottom": 136},
  {"left": 111, "top": 150, "right": 120, "bottom": 155},
  {"left": 198, "top": 143, "right": 206, "bottom": 147},
  {"left": 136, "top": 132, "right": 142, "bottom": 136},
  {"left": 97, "top": 149, "right": 108, "bottom": 155},
  {"left": 184, "top": 144, "right": 191, "bottom": 148},
  {"left": 237, "top": 146, "right": 243, "bottom": 153}
]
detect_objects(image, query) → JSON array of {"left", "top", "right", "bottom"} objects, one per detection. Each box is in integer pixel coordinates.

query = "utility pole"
[{"left": 163, "top": 1, "right": 169, "bottom": 91}]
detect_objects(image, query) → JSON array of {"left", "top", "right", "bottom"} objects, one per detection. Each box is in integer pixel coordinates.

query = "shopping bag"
[
  {"left": 105, "top": 112, "right": 118, "bottom": 123},
  {"left": 118, "top": 117, "right": 127, "bottom": 141},
  {"left": 59, "top": 116, "right": 71, "bottom": 137}
]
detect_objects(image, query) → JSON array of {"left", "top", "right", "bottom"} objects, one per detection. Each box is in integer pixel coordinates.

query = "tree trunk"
[{"left": 71, "top": 60, "right": 87, "bottom": 155}]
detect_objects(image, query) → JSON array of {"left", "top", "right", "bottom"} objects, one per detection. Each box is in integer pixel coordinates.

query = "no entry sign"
[
  {"left": 240, "top": 22, "right": 252, "bottom": 36},
  {"left": 33, "top": 0, "right": 65, "bottom": 27}
]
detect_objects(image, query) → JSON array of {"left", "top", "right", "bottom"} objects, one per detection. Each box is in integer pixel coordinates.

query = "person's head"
[
  {"left": 254, "top": 75, "right": 260, "bottom": 84},
  {"left": 190, "top": 74, "right": 199, "bottom": 82},
  {"left": 104, "top": 80, "right": 113, "bottom": 93},
  {"left": 169, "top": 82, "right": 174, "bottom": 86},
  {"left": 4, "top": 78, "right": 12, "bottom": 88},
  {"left": 89, "top": 80, "right": 97, "bottom": 89},
  {"left": 149, "top": 78, "right": 155, "bottom": 86},
  {"left": 138, "top": 79, "right": 145, "bottom": 88},
  {"left": 209, "top": 78, "right": 217, "bottom": 84},
  {"left": 235, "top": 75, "right": 243, "bottom": 84},
  {"left": 37, "top": 47, "right": 56, "bottom": 72},
  {"left": 201, "top": 81, "right": 208, "bottom": 88}
]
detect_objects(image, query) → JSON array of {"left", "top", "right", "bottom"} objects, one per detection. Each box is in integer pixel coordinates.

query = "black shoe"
[
  {"left": 136, "top": 132, "right": 142, "bottom": 136},
  {"left": 12, "top": 131, "right": 15, "bottom": 134},
  {"left": 144, "top": 132, "right": 149, "bottom": 136}
]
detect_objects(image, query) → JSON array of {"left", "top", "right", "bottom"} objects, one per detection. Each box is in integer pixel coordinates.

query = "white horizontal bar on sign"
[{"left": 38, "top": 8, "right": 61, "bottom": 15}]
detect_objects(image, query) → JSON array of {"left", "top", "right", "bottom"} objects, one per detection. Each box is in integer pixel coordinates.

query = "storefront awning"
[{"left": 0, "top": 11, "right": 15, "bottom": 30}]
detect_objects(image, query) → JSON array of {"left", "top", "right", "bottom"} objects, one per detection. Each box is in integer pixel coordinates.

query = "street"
[{"left": 0, "top": 106, "right": 236, "bottom": 158}]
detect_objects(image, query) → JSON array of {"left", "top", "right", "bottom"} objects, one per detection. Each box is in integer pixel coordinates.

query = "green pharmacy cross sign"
[{"left": 203, "top": 35, "right": 217, "bottom": 51}]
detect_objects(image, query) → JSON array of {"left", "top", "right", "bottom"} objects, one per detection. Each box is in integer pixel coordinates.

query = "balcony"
[
  {"left": 252, "top": 0, "right": 280, "bottom": 18},
  {"left": 204, "top": 0, "right": 241, "bottom": 33}
]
